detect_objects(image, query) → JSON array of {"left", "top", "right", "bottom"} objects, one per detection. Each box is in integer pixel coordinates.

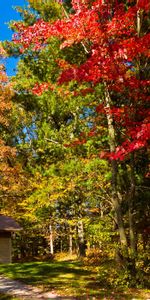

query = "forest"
[{"left": 0, "top": 0, "right": 150, "bottom": 296}]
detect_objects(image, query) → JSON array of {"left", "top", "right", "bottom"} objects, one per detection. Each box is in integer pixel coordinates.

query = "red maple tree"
[
  {"left": 12, "top": 0, "right": 150, "bottom": 160},
  {"left": 10, "top": 0, "right": 150, "bottom": 270}
]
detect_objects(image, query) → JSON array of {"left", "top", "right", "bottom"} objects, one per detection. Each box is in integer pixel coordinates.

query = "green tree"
[{"left": 2, "top": 1, "right": 150, "bottom": 286}]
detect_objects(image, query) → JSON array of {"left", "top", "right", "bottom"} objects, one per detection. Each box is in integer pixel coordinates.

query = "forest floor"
[{"left": 0, "top": 260, "right": 150, "bottom": 300}]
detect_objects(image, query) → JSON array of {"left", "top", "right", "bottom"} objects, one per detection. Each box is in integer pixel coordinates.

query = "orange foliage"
[{"left": 0, "top": 47, "right": 17, "bottom": 196}]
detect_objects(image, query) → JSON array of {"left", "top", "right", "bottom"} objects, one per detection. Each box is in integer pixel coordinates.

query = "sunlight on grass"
[
  {"left": 58, "top": 273, "right": 74, "bottom": 278},
  {"left": 0, "top": 260, "right": 149, "bottom": 299}
]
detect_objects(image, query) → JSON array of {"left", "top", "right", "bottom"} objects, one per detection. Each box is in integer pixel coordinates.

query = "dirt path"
[{"left": 0, "top": 275, "right": 75, "bottom": 299}]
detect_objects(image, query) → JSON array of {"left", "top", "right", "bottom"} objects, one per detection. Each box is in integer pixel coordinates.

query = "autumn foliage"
[
  {"left": 12, "top": 0, "right": 150, "bottom": 161},
  {"left": 0, "top": 0, "right": 149, "bottom": 286},
  {"left": 0, "top": 47, "right": 16, "bottom": 193}
]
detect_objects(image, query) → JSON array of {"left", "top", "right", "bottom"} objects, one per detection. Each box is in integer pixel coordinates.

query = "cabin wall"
[{"left": 0, "top": 232, "right": 12, "bottom": 263}]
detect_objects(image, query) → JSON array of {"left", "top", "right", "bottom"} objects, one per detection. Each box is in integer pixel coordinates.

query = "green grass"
[
  {"left": 0, "top": 260, "right": 149, "bottom": 299},
  {"left": 0, "top": 294, "right": 21, "bottom": 300}
]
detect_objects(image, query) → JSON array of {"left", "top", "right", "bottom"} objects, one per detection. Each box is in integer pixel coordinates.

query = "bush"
[
  {"left": 54, "top": 252, "right": 77, "bottom": 261},
  {"left": 83, "top": 248, "right": 107, "bottom": 266}
]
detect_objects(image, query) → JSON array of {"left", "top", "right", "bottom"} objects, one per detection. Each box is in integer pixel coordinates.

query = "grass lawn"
[
  {"left": 0, "top": 260, "right": 150, "bottom": 299},
  {"left": 0, "top": 295, "right": 21, "bottom": 300}
]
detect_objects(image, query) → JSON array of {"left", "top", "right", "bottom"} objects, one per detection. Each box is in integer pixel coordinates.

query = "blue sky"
[{"left": 0, "top": 0, "right": 28, "bottom": 76}]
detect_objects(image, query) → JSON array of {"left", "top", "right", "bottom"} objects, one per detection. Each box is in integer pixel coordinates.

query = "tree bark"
[
  {"left": 49, "top": 223, "right": 54, "bottom": 255},
  {"left": 77, "top": 220, "right": 86, "bottom": 257},
  {"left": 104, "top": 84, "right": 128, "bottom": 252},
  {"left": 128, "top": 157, "right": 137, "bottom": 256},
  {"left": 69, "top": 230, "right": 73, "bottom": 255}
]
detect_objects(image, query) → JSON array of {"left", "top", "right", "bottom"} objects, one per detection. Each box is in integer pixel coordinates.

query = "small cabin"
[{"left": 0, "top": 215, "right": 21, "bottom": 263}]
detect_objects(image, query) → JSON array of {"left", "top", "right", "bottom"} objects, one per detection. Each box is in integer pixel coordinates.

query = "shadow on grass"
[
  {"left": 0, "top": 261, "right": 149, "bottom": 299},
  {"left": 0, "top": 261, "right": 95, "bottom": 295},
  {"left": 0, "top": 294, "right": 21, "bottom": 300},
  {"left": 0, "top": 260, "right": 91, "bottom": 283}
]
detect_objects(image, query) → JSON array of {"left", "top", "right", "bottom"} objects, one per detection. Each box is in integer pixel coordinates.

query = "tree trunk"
[
  {"left": 60, "top": 238, "right": 63, "bottom": 253},
  {"left": 137, "top": 8, "right": 142, "bottom": 38},
  {"left": 128, "top": 157, "right": 137, "bottom": 256},
  {"left": 69, "top": 231, "right": 73, "bottom": 255},
  {"left": 77, "top": 220, "right": 86, "bottom": 257},
  {"left": 49, "top": 224, "right": 54, "bottom": 255},
  {"left": 104, "top": 84, "right": 128, "bottom": 253}
]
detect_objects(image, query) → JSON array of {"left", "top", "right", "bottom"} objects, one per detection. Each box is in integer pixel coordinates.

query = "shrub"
[{"left": 83, "top": 248, "right": 107, "bottom": 266}]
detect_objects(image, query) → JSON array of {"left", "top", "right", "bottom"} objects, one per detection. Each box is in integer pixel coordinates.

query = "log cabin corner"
[{"left": 0, "top": 215, "right": 21, "bottom": 263}]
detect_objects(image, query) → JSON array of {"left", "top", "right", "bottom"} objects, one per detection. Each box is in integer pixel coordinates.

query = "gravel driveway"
[
  {"left": 0, "top": 275, "right": 78, "bottom": 299},
  {"left": 0, "top": 275, "right": 59, "bottom": 299}
]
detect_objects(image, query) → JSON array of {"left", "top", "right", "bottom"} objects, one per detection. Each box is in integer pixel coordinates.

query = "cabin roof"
[{"left": 0, "top": 215, "right": 21, "bottom": 232}]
